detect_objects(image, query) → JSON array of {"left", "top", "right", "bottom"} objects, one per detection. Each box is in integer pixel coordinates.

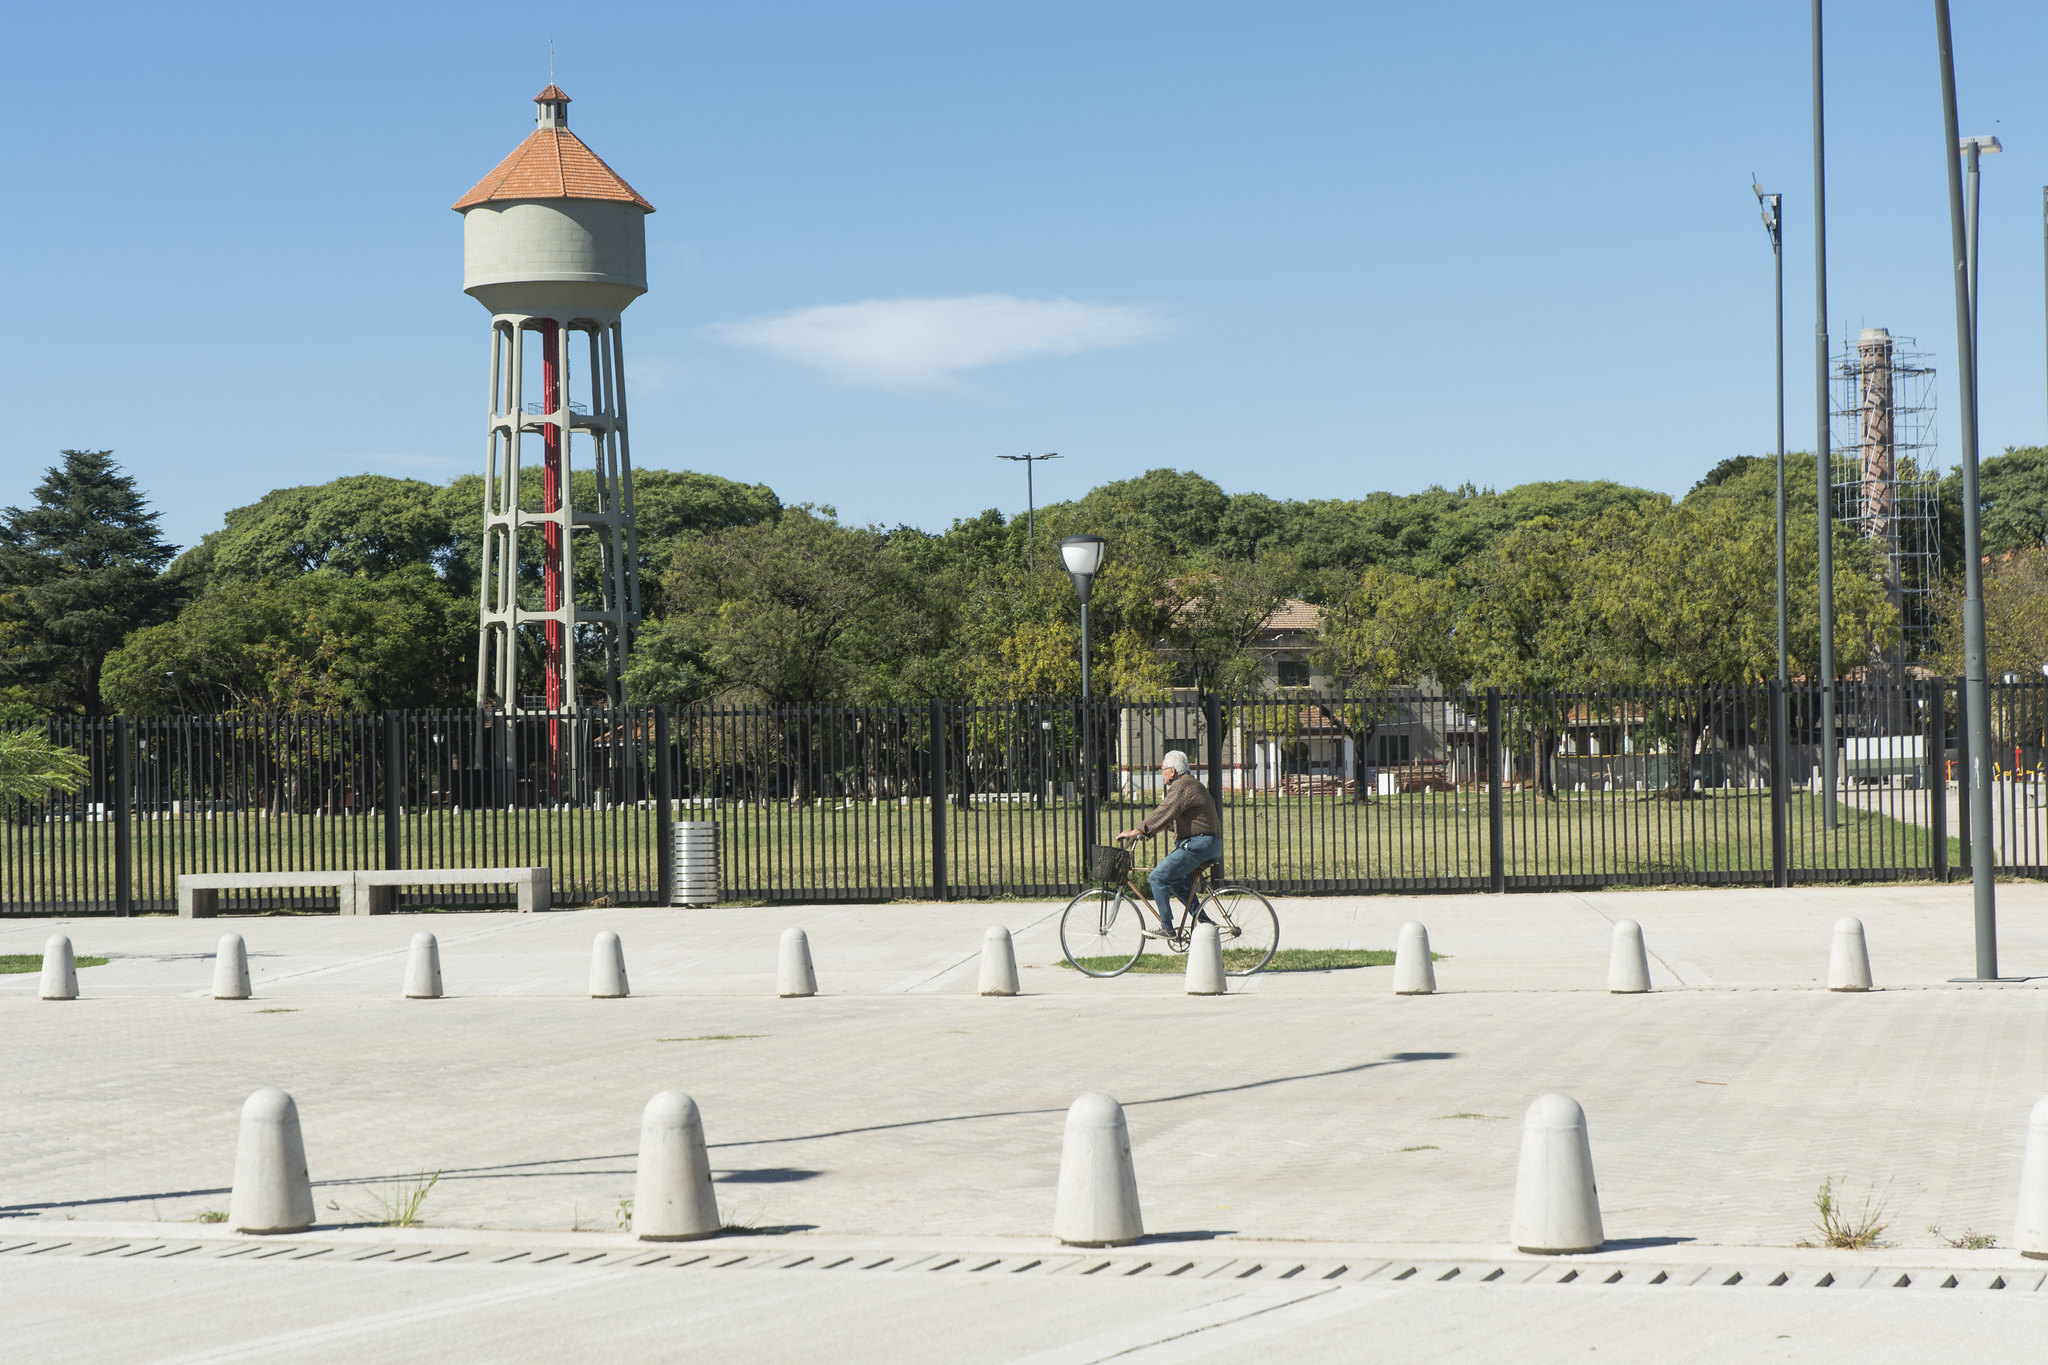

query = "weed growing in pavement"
[
  {"left": 616, "top": 1199, "right": 634, "bottom": 1230},
  {"left": 256, "top": 1008, "right": 297, "bottom": 1014},
  {"left": 1929, "top": 1224, "right": 1997, "bottom": 1249},
  {"left": 1798, "top": 1176, "right": 1891, "bottom": 1250},
  {"left": 193, "top": 1210, "right": 227, "bottom": 1223},
  {"left": 1400, "top": 1145, "right": 1439, "bottom": 1152},
  {"left": 371, "top": 1171, "right": 441, "bottom": 1229},
  {"left": 1436, "top": 1113, "right": 1505, "bottom": 1121},
  {"left": 657, "top": 1035, "right": 764, "bottom": 1042}
]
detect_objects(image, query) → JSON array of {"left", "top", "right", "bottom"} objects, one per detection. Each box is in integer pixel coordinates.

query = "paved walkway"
[{"left": 6, "top": 884, "right": 2048, "bottom": 1360}]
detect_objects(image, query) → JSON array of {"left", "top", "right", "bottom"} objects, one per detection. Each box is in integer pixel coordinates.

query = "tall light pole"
[
  {"left": 1756, "top": 180, "right": 1788, "bottom": 686},
  {"left": 1061, "top": 534, "right": 1108, "bottom": 860},
  {"left": 997, "top": 452, "right": 1061, "bottom": 571},
  {"left": 1963, "top": 136, "right": 2002, "bottom": 365},
  {"left": 1934, "top": 0, "right": 2008, "bottom": 980},
  {"left": 1813, "top": 0, "right": 1839, "bottom": 831}
]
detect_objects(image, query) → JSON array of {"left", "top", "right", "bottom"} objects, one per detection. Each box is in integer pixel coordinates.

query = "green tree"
[
  {"left": 652, "top": 507, "right": 935, "bottom": 706},
  {"left": 0, "top": 727, "right": 90, "bottom": 806},
  {"left": 0, "top": 451, "right": 179, "bottom": 714},
  {"left": 99, "top": 566, "right": 473, "bottom": 713},
  {"left": 1158, "top": 555, "right": 1301, "bottom": 696},
  {"left": 1977, "top": 445, "right": 2048, "bottom": 559}
]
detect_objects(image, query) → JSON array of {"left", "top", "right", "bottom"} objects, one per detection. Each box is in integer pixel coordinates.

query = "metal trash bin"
[{"left": 672, "top": 821, "right": 719, "bottom": 906}]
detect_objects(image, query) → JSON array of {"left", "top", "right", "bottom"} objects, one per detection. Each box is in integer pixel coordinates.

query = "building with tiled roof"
[{"left": 456, "top": 85, "right": 654, "bottom": 316}]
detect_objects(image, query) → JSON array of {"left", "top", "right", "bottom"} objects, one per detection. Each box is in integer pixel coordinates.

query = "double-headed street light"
[
  {"left": 1060, "top": 534, "right": 1109, "bottom": 852},
  {"left": 1755, "top": 177, "right": 1789, "bottom": 886}
]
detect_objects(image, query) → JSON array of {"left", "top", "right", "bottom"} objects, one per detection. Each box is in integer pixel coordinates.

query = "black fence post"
[
  {"left": 382, "top": 710, "right": 403, "bottom": 872},
  {"left": 1487, "top": 688, "right": 1505, "bottom": 894},
  {"left": 1769, "top": 679, "right": 1788, "bottom": 888},
  {"left": 929, "top": 697, "right": 948, "bottom": 901},
  {"left": 112, "top": 716, "right": 133, "bottom": 917},
  {"left": 1930, "top": 679, "right": 1950, "bottom": 883},
  {"left": 1204, "top": 693, "right": 1225, "bottom": 880},
  {"left": 654, "top": 705, "right": 674, "bottom": 906},
  {"left": 1954, "top": 681, "right": 1971, "bottom": 879}
]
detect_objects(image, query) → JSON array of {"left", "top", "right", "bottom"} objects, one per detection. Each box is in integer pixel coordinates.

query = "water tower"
[{"left": 455, "top": 84, "right": 652, "bottom": 713}]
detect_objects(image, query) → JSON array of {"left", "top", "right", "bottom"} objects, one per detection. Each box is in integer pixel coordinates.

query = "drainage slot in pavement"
[
  {"left": 1483, "top": 1269, "right": 1505, "bottom": 1283},
  {"left": 1280, "top": 1266, "right": 1305, "bottom": 1280},
  {"left": 1893, "top": 1274, "right": 1911, "bottom": 1288},
  {"left": 970, "top": 1260, "right": 1001, "bottom": 1273},
  {"left": 782, "top": 1256, "right": 813, "bottom": 1270},
  {"left": 1235, "top": 1265, "right": 1265, "bottom": 1279},
  {"left": 1323, "top": 1265, "right": 1349, "bottom": 1280},
  {"left": 1814, "top": 1273, "right": 1833, "bottom": 1287},
  {"left": 1602, "top": 1271, "right": 1623, "bottom": 1284},
  {"left": 1391, "top": 1267, "right": 1417, "bottom": 1281},
  {"left": 822, "top": 1257, "right": 853, "bottom": 1270},
  {"left": 1558, "top": 1270, "right": 1579, "bottom": 1284},
  {"left": 1990, "top": 1276, "right": 2007, "bottom": 1290},
  {"left": 1648, "top": 1271, "right": 1668, "bottom": 1285},
  {"left": 863, "top": 1258, "right": 894, "bottom": 1270},
  {"left": 1438, "top": 1268, "right": 1461, "bottom": 1282},
  {"left": 1720, "top": 1272, "right": 1741, "bottom": 1286},
  {"left": 1122, "top": 1263, "right": 1153, "bottom": 1277},
  {"left": 929, "top": 1259, "right": 959, "bottom": 1272},
  {"left": 1082, "top": 1262, "right": 1112, "bottom": 1276},
  {"left": 1170, "top": 1264, "right": 1196, "bottom": 1278},
  {"left": 1768, "top": 1273, "right": 1788, "bottom": 1287},
  {"left": 1940, "top": 1276, "right": 1958, "bottom": 1289},
  {"left": 1011, "top": 1260, "right": 1041, "bottom": 1274}
]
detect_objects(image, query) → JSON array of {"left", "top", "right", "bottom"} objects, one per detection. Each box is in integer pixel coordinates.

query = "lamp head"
[{"left": 1059, "top": 534, "right": 1108, "bottom": 602}]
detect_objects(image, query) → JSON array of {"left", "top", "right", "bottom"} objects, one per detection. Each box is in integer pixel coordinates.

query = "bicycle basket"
[{"left": 1088, "top": 844, "right": 1133, "bottom": 883}]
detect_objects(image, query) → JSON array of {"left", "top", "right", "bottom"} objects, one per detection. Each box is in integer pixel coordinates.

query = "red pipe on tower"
[{"left": 540, "top": 322, "right": 565, "bottom": 712}]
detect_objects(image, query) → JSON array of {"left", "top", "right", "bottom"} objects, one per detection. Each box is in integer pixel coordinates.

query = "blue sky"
[{"left": 5, "top": 1, "right": 2046, "bottom": 551}]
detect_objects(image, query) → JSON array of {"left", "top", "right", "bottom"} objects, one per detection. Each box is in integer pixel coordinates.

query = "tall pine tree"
[{"left": 0, "top": 451, "right": 177, "bottom": 714}]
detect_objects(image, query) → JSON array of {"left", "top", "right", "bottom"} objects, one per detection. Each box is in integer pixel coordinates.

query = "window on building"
[
  {"left": 1276, "top": 657, "right": 1310, "bottom": 687},
  {"left": 1376, "top": 734, "right": 1411, "bottom": 765}
]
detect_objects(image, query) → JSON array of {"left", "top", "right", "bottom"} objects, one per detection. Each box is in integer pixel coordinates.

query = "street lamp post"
[
  {"left": 998, "top": 453, "right": 1061, "bottom": 571},
  {"left": 1934, "top": 0, "right": 2008, "bottom": 980},
  {"left": 1756, "top": 178, "right": 1791, "bottom": 888},
  {"left": 1812, "top": 0, "right": 1839, "bottom": 831},
  {"left": 1060, "top": 534, "right": 1108, "bottom": 858}
]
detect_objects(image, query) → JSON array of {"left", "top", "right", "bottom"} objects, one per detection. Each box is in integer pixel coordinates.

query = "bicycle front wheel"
[
  {"left": 1060, "top": 888, "right": 1145, "bottom": 977},
  {"left": 1201, "top": 886, "right": 1278, "bottom": 976}
]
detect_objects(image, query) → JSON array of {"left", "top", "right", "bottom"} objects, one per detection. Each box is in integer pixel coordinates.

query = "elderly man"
[{"left": 1113, "top": 750, "right": 1221, "bottom": 938}]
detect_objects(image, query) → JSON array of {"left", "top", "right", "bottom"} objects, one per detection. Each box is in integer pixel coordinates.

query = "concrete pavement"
[{"left": 5, "top": 884, "right": 2048, "bottom": 1360}]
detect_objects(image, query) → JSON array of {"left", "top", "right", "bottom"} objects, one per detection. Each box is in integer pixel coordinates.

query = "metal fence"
[{"left": 5, "top": 679, "right": 2043, "bottom": 915}]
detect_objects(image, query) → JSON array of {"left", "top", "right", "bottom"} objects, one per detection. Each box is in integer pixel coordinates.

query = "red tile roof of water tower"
[{"left": 453, "top": 86, "right": 655, "bottom": 213}]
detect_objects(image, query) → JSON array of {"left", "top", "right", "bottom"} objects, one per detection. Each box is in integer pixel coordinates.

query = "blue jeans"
[{"left": 1149, "top": 834, "right": 1221, "bottom": 931}]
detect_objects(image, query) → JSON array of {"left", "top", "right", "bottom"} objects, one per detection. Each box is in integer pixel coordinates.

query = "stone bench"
[
  {"left": 178, "top": 867, "right": 550, "bottom": 918},
  {"left": 179, "top": 871, "right": 361, "bottom": 918},
  {"left": 354, "top": 867, "right": 550, "bottom": 915}
]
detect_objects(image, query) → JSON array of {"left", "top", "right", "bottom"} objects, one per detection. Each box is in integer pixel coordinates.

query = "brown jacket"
[{"left": 1135, "top": 770, "right": 1220, "bottom": 843}]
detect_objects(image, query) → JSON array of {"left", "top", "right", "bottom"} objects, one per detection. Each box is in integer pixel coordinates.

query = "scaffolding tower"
[{"left": 1830, "top": 328, "right": 1941, "bottom": 663}]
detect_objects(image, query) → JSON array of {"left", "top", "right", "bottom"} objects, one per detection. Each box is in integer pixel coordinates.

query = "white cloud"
[{"left": 706, "top": 294, "right": 1168, "bottom": 387}]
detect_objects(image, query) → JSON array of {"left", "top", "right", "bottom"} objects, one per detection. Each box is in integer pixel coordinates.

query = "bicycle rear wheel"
[
  {"left": 1060, "top": 888, "right": 1145, "bottom": 977},
  {"left": 1200, "top": 886, "right": 1278, "bottom": 975}
]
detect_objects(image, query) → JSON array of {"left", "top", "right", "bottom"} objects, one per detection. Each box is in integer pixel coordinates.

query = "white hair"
[{"left": 1161, "top": 750, "right": 1190, "bottom": 775}]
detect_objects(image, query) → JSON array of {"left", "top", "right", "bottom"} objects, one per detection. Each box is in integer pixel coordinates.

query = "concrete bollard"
[
  {"left": 1394, "top": 921, "right": 1437, "bottom": 995},
  {"left": 1510, "top": 1093, "right": 1605, "bottom": 1254},
  {"left": 404, "top": 931, "right": 443, "bottom": 999},
  {"left": 1607, "top": 919, "right": 1651, "bottom": 993},
  {"left": 631, "top": 1091, "right": 721, "bottom": 1241},
  {"left": 1185, "top": 923, "right": 1227, "bottom": 995},
  {"left": 978, "top": 926, "right": 1020, "bottom": 996},
  {"left": 39, "top": 934, "right": 78, "bottom": 1000},
  {"left": 590, "top": 930, "right": 629, "bottom": 998},
  {"left": 778, "top": 927, "right": 817, "bottom": 998},
  {"left": 1054, "top": 1093, "right": 1144, "bottom": 1247},
  {"left": 2016, "top": 1097, "right": 2048, "bottom": 1259},
  {"left": 212, "top": 933, "right": 252, "bottom": 1000},
  {"left": 228, "top": 1088, "right": 315, "bottom": 1234},
  {"left": 1827, "top": 916, "right": 1873, "bottom": 992}
]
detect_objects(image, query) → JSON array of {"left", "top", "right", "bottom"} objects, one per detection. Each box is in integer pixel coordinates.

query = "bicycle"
[{"left": 1059, "top": 844, "right": 1279, "bottom": 978}]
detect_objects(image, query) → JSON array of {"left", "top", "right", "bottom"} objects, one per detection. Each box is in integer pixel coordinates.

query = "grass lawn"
[
  {"left": 0, "top": 953, "right": 108, "bottom": 973},
  {"left": 0, "top": 785, "right": 1984, "bottom": 910}
]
